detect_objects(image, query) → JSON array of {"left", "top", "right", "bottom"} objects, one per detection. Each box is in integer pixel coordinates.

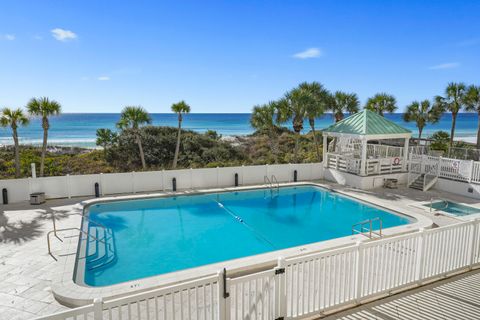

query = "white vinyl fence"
[
  {"left": 35, "top": 219, "right": 480, "bottom": 320},
  {"left": 0, "top": 163, "right": 323, "bottom": 204}
]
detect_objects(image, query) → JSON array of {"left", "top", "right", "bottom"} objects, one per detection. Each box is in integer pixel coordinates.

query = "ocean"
[{"left": 0, "top": 113, "right": 478, "bottom": 148}]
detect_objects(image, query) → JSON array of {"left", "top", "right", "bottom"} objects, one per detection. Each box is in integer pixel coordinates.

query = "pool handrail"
[
  {"left": 352, "top": 217, "right": 383, "bottom": 238},
  {"left": 430, "top": 197, "right": 449, "bottom": 213}
]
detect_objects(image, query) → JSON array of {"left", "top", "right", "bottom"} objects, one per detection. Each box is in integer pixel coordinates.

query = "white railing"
[
  {"left": 409, "top": 154, "right": 480, "bottom": 186},
  {"left": 366, "top": 144, "right": 403, "bottom": 158},
  {"left": 326, "top": 153, "right": 403, "bottom": 176},
  {"left": 0, "top": 163, "right": 323, "bottom": 204},
  {"left": 35, "top": 219, "right": 480, "bottom": 320}
]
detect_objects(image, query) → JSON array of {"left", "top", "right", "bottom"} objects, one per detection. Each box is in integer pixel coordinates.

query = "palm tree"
[
  {"left": 364, "top": 93, "right": 397, "bottom": 116},
  {"left": 331, "top": 91, "right": 360, "bottom": 122},
  {"left": 26, "top": 97, "right": 61, "bottom": 177},
  {"left": 95, "top": 128, "right": 117, "bottom": 158},
  {"left": 434, "top": 82, "right": 467, "bottom": 147},
  {"left": 299, "top": 82, "right": 331, "bottom": 161},
  {"left": 403, "top": 100, "right": 442, "bottom": 140},
  {"left": 171, "top": 101, "right": 191, "bottom": 169},
  {"left": 116, "top": 106, "right": 151, "bottom": 170},
  {"left": 276, "top": 87, "right": 310, "bottom": 162},
  {"left": 465, "top": 85, "right": 480, "bottom": 148},
  {"left": 250, "top": 102, "right": 280, "bottom": 162},
  {"left": 0, "top": 108, "right": 29, "bottom": 178}
]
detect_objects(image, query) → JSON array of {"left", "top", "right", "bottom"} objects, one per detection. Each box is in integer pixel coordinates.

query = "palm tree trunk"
[
  {"left": 418, "top": 127, "right": 423, "bottom": 140},
  {"left": 450, "top": 112, "right": 457, "bottom": 148},
  {"left": 311, "top": 126, "right": 321, "bottom": 162},
  {"left": 12, "top": 127, "right": 20, "bottom": 178},
  {"left": 173, "top": 118, "right": 182, "bottom": 169},
  {"left": 477, "top": 113, "right": 480, "bottom": 150},
  {"left": 294, "top": 132, "right": 300, "bottom": 163},
  {"left": 40, "top": 119, "right": 48, "bottom": 177},
  {"left": 136, "top": 134, "right": 146, "bottom": 170}
]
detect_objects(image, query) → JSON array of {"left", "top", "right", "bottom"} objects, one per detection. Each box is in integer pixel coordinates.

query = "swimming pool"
[
  {"left": 426, "top": 201, "right": 480, "bottom": 217},
  {"left": 76, "top": 185, "right": 412, "bottom": 287}
]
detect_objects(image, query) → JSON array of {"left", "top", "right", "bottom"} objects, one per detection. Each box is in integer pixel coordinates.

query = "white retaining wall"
[
  {"left": 0, "top": 163, "right": 324, "bottom": 204},
  {"left": 324, "top": 168, "right": 408, "bottom": 190},
  {"left": 434, "top": 178, "right": 480, "bottom": 199}
]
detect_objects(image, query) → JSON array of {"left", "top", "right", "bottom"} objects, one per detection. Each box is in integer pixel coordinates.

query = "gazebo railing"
[{"left": 326, "top": 153, "right": 404, "bottom": 176}]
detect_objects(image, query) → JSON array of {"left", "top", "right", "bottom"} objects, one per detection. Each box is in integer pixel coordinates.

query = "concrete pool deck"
[
  {"left": 319, "top": 268, "right": 480, "bottom": 320},
  {"left": 0, "top": 181, "right": 475, "bottom": 319}
]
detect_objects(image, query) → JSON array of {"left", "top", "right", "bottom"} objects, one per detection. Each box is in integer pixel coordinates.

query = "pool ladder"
[
  {"left": 352, "top": 217, "right": 383, "bottom": 239},
  {"left": 264, "top": 175, "right": 280, "bottom": 197}
]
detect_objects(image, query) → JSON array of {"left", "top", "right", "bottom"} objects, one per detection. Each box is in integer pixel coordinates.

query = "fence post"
[
  {"left": 162, "top": 169, "right": 166, "bottom": 191},
  {"left": 241, "top": 165, "right": 245, "bottom": 186},
  {"left": 132, "top": 171, "right": 136, "bottom": 194},
  {"left": 276, "top": 257, "right": 287, "bottom": 319},
  {"left": 218, "top": 269, "right": 227, "bottom": 320},
  {"left": 99, "top": 173, "right": 105, "bottom": 196},
  {"left": 469, "top": 160, "right": 474, "bottom": 183},
  {"left": 216, "top": 167, "right": 219, "bottom": 188},
  {"left": 469, "top": 219, "right": 479, "bottom": 269},
  {"left": 354, "top": 241, "right": 363, "bottom": 304},
  {"left": 93, "top": 297, "right": 103, "bottom": 320},
  {"left": 415, "top": 228, "right": 426, "bottom": 284},
  {"left": 191, "top": 168, "right": 194, "bottom": 189},
  {"left": 66, "top": 174, "right": 71, "bottom": 199},
  {"left": 266, "top": 164, "right": 269, "bottom": 179}
]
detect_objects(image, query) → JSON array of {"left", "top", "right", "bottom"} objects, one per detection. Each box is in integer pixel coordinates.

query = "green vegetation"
[
  {"left": 364, "top": 93, "right": 397, "bottom": 116},
  {"left": 465, "top": 85, "right": 480, "bottom": 149},
  {"left": 26, "top": 97, "right": 62, "bottom": 177},
  {"left": 434, "top": 82, "right": 467, "bottom": 147},
  {"left": 403, "top": 100, "right": 442, "bottom": 139},
  {"left": 2, "top": 81, "right": 480, "bottom": 180},
  {"left": 116, "top": 106, "right": 151, "bottom": 169},
  {"left": 330, "top": 91, "right": 360, "bottom": 122},
  {"left": 0, "top": 108, "right": 29, "bottom": 177},
  {"left": 171, "top": 101, "right": 191, "bottom": 169},
  {"left": 0, "top": 147, "right": 115, "bottom": 179}
]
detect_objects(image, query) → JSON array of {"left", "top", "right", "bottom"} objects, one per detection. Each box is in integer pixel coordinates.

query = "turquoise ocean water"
[{"left": 0, "top": 113, "right": 477, "bottom": 148}]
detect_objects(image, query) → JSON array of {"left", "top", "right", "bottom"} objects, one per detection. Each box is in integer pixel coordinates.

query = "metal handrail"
[
  {"left": 264, "top": 175, "right": 272, "bottom": 187},
  {"left": 430, "top": 197, "right": 449, "bottom": 213},
  {"left": 352, "top": 217, "right": 383, "bottom": 238},
  {"left": 270, "top": 175, "right": 280, "bottom": 192},
  {"left": 68, "top": 212, "right": 108, "bottom": 231},
  {"left": 47, "top": 227, "right": 105, "bottom": 261}
]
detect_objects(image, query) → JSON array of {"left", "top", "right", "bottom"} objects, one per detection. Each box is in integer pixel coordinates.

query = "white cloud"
[
  {"left": 428, "top": 62, "right": 460, "bottom": 70},
  {"left": 3, "top": 34, "right": 15, "bottom": 41},
  {"left": 292, "top": 48, "right": 322, "bottom": 59},
  {"left": 98, "top": 76, "right": 110, "bottom": 81},
  {"left": 51, "top": 28, "right": 77, "bottom": 41}
]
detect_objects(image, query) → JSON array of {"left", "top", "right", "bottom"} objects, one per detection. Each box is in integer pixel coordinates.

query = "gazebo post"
[
  {"left": 402, "top": 137, "right": 410, "bottom": 171},
  {"left": 323, "top": 134, "right": 328, "bottom": 168},
  {"left": 360, "top": 137, "right": 368, "bottom": 176}
]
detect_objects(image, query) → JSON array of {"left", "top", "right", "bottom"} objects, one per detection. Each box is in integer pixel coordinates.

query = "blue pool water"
[
  {"left": 80, "top": 186, "right": 412, "bottom": 286},
  {"left": 427, "top": 201, "right": 480, "bottom": 216}
]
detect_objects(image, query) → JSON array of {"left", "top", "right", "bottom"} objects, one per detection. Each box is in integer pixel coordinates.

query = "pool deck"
[
  {"left": 0, "top": 181, "right": 477, "bottom": 319},
  {"left": 319, "top": 268, "right": 480, "bottom": 320}
]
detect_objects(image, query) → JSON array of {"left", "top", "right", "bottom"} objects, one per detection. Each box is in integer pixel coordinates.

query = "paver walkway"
[{"left": 320, "top": 269, "right": 480, "bottom": 320}]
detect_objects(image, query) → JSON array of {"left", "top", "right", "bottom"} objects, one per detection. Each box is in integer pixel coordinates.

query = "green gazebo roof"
[{"left": 322, "top": 110, "right": 411, "bottom": 136}]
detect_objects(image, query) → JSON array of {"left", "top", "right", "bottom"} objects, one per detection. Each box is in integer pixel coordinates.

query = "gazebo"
[{"left": 322, "top": 110, "right": 412, "bottom": 177}]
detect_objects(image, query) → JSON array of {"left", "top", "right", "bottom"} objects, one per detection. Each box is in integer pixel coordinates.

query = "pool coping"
[{"left": 51, "top": 181, "right": 433, "bottom": 307}]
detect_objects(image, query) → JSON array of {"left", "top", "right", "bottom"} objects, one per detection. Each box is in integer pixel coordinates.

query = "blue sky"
[{"left": 1, "top": 0, "right": 479, "bottom": 113}]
